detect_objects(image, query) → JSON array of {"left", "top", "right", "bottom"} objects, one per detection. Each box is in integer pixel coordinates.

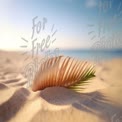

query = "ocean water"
[{"left": 60, "top": 49, "right": 122, "bottom": 62}]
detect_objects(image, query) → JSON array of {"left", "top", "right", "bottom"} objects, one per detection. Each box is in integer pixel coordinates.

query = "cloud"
[{"left": 85, "top": 0, "right": 97, "bottom": 8}]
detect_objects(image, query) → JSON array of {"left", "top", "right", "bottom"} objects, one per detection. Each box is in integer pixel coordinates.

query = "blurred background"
[{"left": 0, "top": 0, "right": 122, "bottom": 61}]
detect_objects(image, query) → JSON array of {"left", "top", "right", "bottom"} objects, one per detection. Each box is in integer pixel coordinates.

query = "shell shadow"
[
  {"left": 40, "top": 87, "right": 80, "bottom": 105},
  {"left": 40, "top": 87, "right": 122, "bottom": 122}
]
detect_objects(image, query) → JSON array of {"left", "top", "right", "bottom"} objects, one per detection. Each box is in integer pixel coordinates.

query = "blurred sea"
[{"left": 60, "top": 49, "right": 122, "bottom": 62}]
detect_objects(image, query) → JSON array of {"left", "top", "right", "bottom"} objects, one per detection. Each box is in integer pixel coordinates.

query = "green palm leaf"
[{"left": 68, "top": 66, "right": 95, "bottom": 92}]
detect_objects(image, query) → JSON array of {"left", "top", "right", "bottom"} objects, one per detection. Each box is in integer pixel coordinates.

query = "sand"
[{"left": 0, "top": 50, "right": 122, "bottom": 122}]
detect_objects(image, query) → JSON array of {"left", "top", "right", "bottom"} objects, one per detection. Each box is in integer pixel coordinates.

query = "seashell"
[{"left": 32, "top": 56, "right": 95, "bottom": 92}]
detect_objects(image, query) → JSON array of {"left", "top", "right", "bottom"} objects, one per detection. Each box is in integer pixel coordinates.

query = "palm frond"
[{"left": 32, "top": 56, "right": 96, "bottom": 92}]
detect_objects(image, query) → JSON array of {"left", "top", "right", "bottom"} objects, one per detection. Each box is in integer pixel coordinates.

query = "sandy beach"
[{"left": 0, "top": 50, "right": 122, "bottom": 122}]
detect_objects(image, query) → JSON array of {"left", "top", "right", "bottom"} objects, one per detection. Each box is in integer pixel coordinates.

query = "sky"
[{"left": 0, "top": 0, "right": 122, "bottom": 51}]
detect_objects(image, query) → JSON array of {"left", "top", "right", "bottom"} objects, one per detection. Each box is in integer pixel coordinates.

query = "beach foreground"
[{"left": 0, "top": 51, "right": 122, "bottom": 122}]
